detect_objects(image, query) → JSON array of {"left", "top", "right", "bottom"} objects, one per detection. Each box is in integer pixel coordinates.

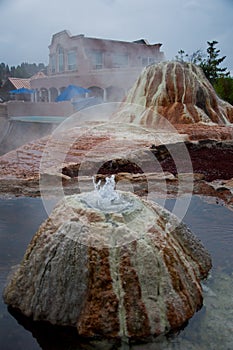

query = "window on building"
[
  {"left": 67, "top": 50, "right": 77, "bottom": 71},
  {"left": 58, "top": 46, "right": 64, "bottom": 72},
  {"left": 50, "top": 55, "right": 56, "bottom": 73},
  {"left": 90, "top": 50, "right": 103, "bottom": 69},
  {"left": 142, "top": 57, "right": 157, "bottom": 66},
  {"left": 112, "top": 53, "right": 129, "bottom": 68}
]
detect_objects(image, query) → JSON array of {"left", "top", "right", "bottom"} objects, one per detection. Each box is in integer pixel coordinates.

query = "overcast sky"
[{"left": 1, "top": 0, "right": 233, "bottom": 74}]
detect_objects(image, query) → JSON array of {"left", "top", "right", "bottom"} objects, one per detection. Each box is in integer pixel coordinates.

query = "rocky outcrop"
[
  {"left": 150, "top": 139, "right": 233, "bottom": 181},
  {"left": 119, "top": 61, "right": 233, "bottom": 125},
  {"left": 3, "top": 191, "right": 211, "bottom": 339},
  {"left": 0, "top": 123, "right": 187, "bottom": 181},
  {"left": 174, "top": 123, "right": 233, "bottom": 140}
]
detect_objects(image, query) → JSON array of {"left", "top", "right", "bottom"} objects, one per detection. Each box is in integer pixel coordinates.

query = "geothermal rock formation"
[
  {"left": 3, "top": 191, "right": 211, "bottom": 339},
  {"left": 118, "top": 61, "right": 233, "bottom": 125}
]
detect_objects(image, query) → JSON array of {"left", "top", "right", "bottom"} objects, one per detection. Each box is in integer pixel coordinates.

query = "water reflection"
[
  {"left": 8, "top": 307, "right": 114, "bottom": 350},
  {"left": 0, "top": 195, "right": 232, "bottom": 350}
]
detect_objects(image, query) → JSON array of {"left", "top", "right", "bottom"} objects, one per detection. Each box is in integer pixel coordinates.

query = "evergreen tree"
[
  {"left": 175, "top": 41, "right": 233, "bottom": 105},
  {"left": 175, "top": 41, "right": 230, "bottom": 83},
  {"left": 214, "top": 77, "right": 233, "bottom": 105},
  {"left": 200, "top": 41, "right": 230, "bottom": 83},
  {"left": 0, "top": 62, "right": 46, "bottom": 82}
]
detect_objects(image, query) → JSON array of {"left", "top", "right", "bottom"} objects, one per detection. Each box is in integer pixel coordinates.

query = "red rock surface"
[
  {"left": 0, "top": 124, "right": 186, "bottom": 181},
  {"left": 174, "top": 123, "right": 233, "bottom": 141}
]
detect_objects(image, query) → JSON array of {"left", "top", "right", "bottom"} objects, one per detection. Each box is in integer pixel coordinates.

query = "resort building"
[{"left": 30, "top": 30, "right": 165, "bottom": 103}]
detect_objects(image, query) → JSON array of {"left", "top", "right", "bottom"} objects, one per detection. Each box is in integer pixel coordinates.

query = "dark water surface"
[{"left": 0, "top": 195, "right": 232, "bottom": 350}]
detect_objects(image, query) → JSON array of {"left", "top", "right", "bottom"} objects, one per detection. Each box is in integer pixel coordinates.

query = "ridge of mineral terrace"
[{"left": 119, "top": 61, "right": 233, "bottom": 125}]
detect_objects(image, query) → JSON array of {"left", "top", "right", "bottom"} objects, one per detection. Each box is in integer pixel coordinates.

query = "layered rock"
[
  {"left": 174, "top": 123, "right": 233, "bottom": 140},
  {"left": 0, "top": 122, "right": 187, "bottom": 182},
  {"left": 3, "top": 191, "right": 211, "bottom": 339},
  {"left": 119, "top": 61, "right": 233, "bottom": 125}
]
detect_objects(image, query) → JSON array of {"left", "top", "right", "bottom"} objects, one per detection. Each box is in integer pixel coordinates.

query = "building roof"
[
  {"left": 133, "top": 39, "right": 150, "bottom": 45},
  {"left": 50, "top": 30, "right": 162, "bottom": 48},
  {"left": 30, "top": 71, "right": 47, "bottom": 80},
  {"left": 8, "top": 77, "right": 31, "bottom": 89},
  {"left": 5, "top": 72, "right": 47, "bottom": 90}
]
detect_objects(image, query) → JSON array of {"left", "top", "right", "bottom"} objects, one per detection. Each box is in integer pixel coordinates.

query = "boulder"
[
  {"left": 3, "top": 191, "right": 212, "bottom": 339},
  {"left": 119, "top": 61, "right": 233, "bottom": 125}
]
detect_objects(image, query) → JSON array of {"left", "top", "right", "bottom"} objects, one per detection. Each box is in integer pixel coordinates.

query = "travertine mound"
[
  {"left": 3, "top": 192, "right": 211, "bottom": 339},
  {"left": 119, "top": 61, "right": 233, "bottom": 125}
]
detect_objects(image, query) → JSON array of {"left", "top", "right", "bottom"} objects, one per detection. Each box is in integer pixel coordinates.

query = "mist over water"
[{"left": 0, "top": 116, "right": 64, "bottom": 155}]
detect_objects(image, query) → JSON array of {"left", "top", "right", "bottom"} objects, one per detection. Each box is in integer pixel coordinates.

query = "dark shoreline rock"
[{"left": 150, "top": 139, "right": 233, "bottom": 181}]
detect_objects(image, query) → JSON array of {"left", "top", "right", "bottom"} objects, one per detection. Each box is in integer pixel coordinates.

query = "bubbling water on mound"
[{"left": 79, "top": 174, "right": 138, "bottom": 213}]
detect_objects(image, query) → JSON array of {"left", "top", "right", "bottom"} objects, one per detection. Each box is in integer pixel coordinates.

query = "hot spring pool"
[
  {"left": 0, "top": 195, "right": 232, "bottom": 350},
  {"left": 10, "top": 116, "right": 66, "bottom": 124}
]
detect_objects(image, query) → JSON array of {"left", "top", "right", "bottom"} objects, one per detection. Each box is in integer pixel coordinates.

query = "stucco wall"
[
  {"left": 0, "top": 104, "right": 9, "bottom": 144},
  {"left": 7, "top": 101, "right": 74, "bottom": 117},
  {"left": 0, "top": 103, "right": 7, "bottom": 118}
]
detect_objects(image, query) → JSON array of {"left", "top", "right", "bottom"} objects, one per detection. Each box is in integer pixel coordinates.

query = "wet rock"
[
  {"left": 120, "top": 61, "right": 233, "bottom": 125},
  {"left": 174, "top": 123, "right": 233, "bottom": 141},
  {"left": 3, "top": 192, "right": 212, "bottom": 339}
]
